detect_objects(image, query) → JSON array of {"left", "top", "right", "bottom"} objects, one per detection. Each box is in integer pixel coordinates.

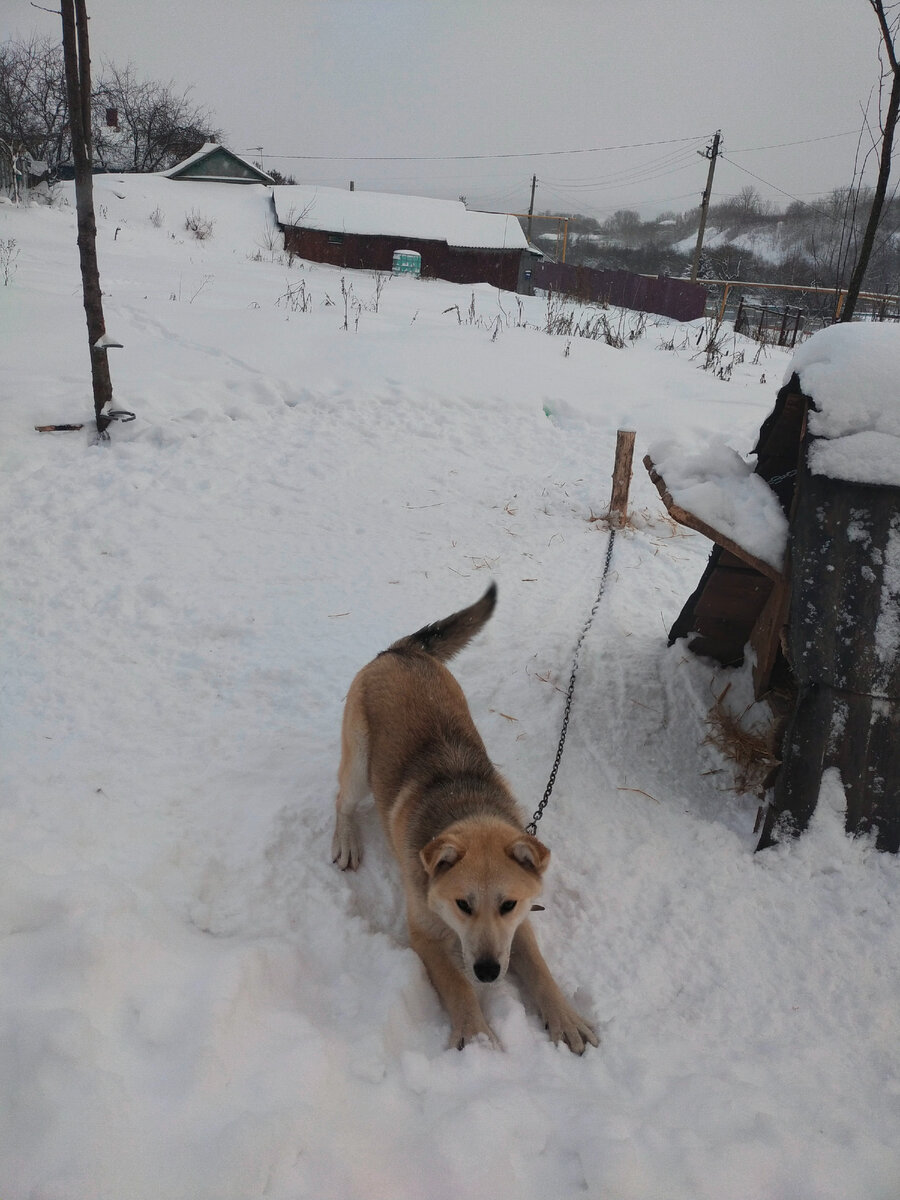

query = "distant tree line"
[
  {"left": 0, "top": 34, "right": 220, "bottom": 175},
  {"left": 527, "top": 183, "right": 900, "bottom": 319}
]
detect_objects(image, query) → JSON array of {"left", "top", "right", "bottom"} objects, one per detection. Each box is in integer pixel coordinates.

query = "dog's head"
[{"left": 420, "top": 818, "right": 549, "bottom": 984}]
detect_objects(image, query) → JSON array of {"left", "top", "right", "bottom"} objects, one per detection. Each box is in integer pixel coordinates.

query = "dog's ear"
[
  {"left": 420, "top": 834, "right": 466, "bottom": 877},
  {"left": 506, "top": 834, "right": 550, "bottom": 875}
]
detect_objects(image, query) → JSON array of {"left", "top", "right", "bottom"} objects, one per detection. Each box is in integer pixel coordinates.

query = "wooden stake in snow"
[
  {"left": 607, "top": 429, "right": 636, "bottom": 529},
  {"left": 60, "top": 0, "right": 115, "bottom": 439}
]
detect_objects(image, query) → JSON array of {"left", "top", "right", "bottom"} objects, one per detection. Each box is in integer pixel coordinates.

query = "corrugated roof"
[{"left": 272, "top": 184, "right": 527, "bottom": 250}]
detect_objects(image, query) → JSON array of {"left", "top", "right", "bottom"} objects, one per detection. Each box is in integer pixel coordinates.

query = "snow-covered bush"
[{"left": 184, "top": 208, "right": 214, "bottom": 240}]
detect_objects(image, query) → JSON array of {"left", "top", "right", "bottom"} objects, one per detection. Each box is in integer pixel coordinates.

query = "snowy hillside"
[
  {"left": 544, "top": 193, "right": 900, "bottom": 306},
  {"left": 2, "top": 176, "right": 899, "bottom": 1200}
]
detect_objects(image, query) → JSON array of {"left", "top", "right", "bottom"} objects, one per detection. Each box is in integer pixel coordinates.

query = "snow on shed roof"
[
  {"left": 646, "top": 437, "right": 789, "bottom": 573},
  {"left": 785, "top": 323, "right": 900, "bottom": 487},
  {"left": 272, "top": 184, "right": 527, "bottom": 251}
]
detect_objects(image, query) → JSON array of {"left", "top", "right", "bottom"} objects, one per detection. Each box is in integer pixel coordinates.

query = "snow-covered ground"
[{"left": 2, "top": 176, "right": 899, "bottom": 1200}]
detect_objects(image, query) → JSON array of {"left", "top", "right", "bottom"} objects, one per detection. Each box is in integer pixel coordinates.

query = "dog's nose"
[{"left": 473, "top": 958, "right": 501, "bottom": 983}]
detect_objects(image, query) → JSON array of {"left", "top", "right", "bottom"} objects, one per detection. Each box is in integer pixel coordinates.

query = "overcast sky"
[{"left": 2, "top": 0, "right": 889, "bottom": 219}]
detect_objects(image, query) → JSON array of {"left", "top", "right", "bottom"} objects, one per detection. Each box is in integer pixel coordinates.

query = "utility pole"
[
  {"left": 690, "top": 129, "right": 721, "bottom": 283},
  {"left": 526, "top": 174, "right": 537, "bottom": 243},
  {"left": 60, "top": 0, "right": 115, "bottom": 439}
]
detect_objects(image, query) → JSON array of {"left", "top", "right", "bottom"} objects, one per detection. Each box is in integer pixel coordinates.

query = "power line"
[
  {"left": 543, "top": 154, "right": 699, "bottom": 193},
  {"left": 718, "top": 155, "right": 839, "bottom": 218},
  {"left": 727, "top": 129, "right": 859, "bottom": 154},
  {"left": 541, "top": 142, "right": 699, "bottom": 184},
  {"left": 237, "top": 134, "right": 713, "bottom": 164},
  {"left": 249, "top": 128, "right": 872, "bottom": 222},
  {"left": 240, "top": 127, "right": 860, "bottom": 167},
  {"left": 542, "top": 145, "right": 700, "bottom": 188}
]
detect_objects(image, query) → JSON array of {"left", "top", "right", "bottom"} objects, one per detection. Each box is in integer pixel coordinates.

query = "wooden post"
[
  {"left": 717, "top": 281, "right": 731, "bottom": 323},
  {"left": 608, "top": 429, "right": 636, "bottom": 529},
  {"left": 526, "top": 173, "right": 536, "bottom": 243},
  {"left": 690, "top": 129, "right": 721, "bottom": 283},
  {"left": 61, "top": 0, "right": 114, "bottom": 440}
]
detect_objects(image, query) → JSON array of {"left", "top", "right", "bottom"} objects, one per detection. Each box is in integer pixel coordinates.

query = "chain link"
[
  {"left": 767, "top": 468, "right": 797, "bottom": 486},
  {"left": 527, "top": 527, "right": 617, "bottom": 835}
]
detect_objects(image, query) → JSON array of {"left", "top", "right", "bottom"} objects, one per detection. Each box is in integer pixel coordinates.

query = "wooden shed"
[
  {"left": 272, "top": 185, "right": 528, "bottom": 292},
  {"left": 163, "top": 143, "right": 274, "bottom": 186},
  {"left": 646, "top": 323, "right": 900, "bottom": 851}
]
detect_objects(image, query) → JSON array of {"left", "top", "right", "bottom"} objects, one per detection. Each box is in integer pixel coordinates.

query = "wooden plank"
[
  {"left": 692, "top": 567, "right": 770, "bottom": 617},
  {"left": 689, "top": 568, "right": 771, "bottom": 666},
  {"left": 668, "top": 547, "right": 770, "bottom": 664},
  {"left": 749, "top": 575, "right": 791, "bottom": 697},
  {"left": 644, "top": 454, "right": 786, "bottom": 584},
  {"left": 685, "top": 633, "right": 748, "bottom": 667},
  {"left": 716, "top": 548, "right": 761, "bottom": 571}
]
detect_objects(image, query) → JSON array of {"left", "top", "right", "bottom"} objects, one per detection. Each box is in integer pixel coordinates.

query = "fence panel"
[{"left": 533, "top": 261, "right": 707, "bottom": 322}]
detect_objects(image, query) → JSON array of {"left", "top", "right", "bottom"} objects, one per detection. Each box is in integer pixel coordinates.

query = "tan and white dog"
[{"left": 331, "top": 583, "right": 598, "bottom": 1053}]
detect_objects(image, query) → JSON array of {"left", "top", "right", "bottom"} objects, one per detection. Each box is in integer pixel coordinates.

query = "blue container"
[{"left": 392, "top": 250, "right": 421, "bottom": 278}]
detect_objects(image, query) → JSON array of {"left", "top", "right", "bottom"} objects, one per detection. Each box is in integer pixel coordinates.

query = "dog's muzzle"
[{"left": 473, "top": 958, "right": 501, "bottom": 983}]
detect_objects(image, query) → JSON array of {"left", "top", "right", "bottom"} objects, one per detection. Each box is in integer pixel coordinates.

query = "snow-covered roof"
[
  {"left": 272, "top": 184, "right": 527, "bottom": 251},
  {"left": 785, "top": 323, "right": 900, "bottom": 487},
  {"left": 162, "top": 143, "right": 274, "bottom": 185}
]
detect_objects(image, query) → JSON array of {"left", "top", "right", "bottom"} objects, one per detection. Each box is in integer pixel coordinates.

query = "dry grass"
[{"left": 704, "top": 682, "right": 783, "bottom": 796}]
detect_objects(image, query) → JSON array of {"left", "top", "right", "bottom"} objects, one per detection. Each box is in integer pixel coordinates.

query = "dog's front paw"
[
  {"left": 331, "top": 814, "right": 361, "bottom": 870},
  {"left": 542, "top": 1000, "right": 599, "bottom": 1055},
  {"left": 449, "top": 1015, "right": 500, "bottom": 1051}
]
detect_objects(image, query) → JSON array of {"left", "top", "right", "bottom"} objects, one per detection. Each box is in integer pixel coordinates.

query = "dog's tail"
[{"left": 388, "top": 582, "right": 497, "bottom": 662}]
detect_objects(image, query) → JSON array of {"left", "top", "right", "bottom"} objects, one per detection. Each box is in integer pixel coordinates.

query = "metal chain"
[
  {"left": 767, "top": 468, "right": 797, "bottom": 486},
  {"left": 527, "top": 526, "right": 617, "bottom": 835}
]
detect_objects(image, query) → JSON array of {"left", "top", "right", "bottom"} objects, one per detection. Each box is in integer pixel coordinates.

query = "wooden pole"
[
  {"left": 717, "top": 281, "right": 732, "bottom": 322},
  {"left": 608, "top": 429, "right": 636, "bottom": 529},
  {"left": 690, "top": 130, "right": 721, "bottom": 283},
  {"left": 526, "top": 174, "right": 536, "bottom": 243},
  {"left": 61, "top": 0, "right": 114, "bottom": 440}
]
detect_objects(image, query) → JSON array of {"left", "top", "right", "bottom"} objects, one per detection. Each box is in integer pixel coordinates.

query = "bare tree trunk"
[
  {"left": 841, "top": 0, "right": 900, "bottom": 322},
  {"left": 60, "top": 0, "right": 114, "bottom": 438}
]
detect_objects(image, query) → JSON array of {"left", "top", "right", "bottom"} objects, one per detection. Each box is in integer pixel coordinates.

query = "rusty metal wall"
[
  {"left": 283, "top": 226, "right": 523, "bottom": 292},
  {"left": 532, "top": 261, "right": 707, "bottom": 322}
]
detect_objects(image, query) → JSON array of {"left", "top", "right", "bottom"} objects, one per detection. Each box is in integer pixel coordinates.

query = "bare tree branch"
[{"left": 840, "top": 1, "right": 900, "bottom": 320}]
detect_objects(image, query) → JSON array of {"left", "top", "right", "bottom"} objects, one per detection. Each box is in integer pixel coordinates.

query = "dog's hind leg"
[{"left": 331, "top": 695, "right": 368, "bottom": 870}]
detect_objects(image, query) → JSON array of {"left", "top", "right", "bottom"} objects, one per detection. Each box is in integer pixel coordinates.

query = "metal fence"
[
  {"left": 532, "top": 260, "right": 708, "bottom": 323},
  {"left": 707, "top": 278, "right": 900, "bottom": 327},
  {"left": 734, "top": 298, "right": 805, "bottom": 348}
]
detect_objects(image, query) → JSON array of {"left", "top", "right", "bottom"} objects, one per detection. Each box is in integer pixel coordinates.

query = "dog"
[{"left": 331, "top": 583, "right": 598, "bottom": 1053}]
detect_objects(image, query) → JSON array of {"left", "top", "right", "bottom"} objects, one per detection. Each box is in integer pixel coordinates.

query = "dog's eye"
[
  {"left": 499, "top": 900, "right": 517, "bottom": 915},
  {"left": 456, "top": 899, "right": 473, "bottom": 915}
]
